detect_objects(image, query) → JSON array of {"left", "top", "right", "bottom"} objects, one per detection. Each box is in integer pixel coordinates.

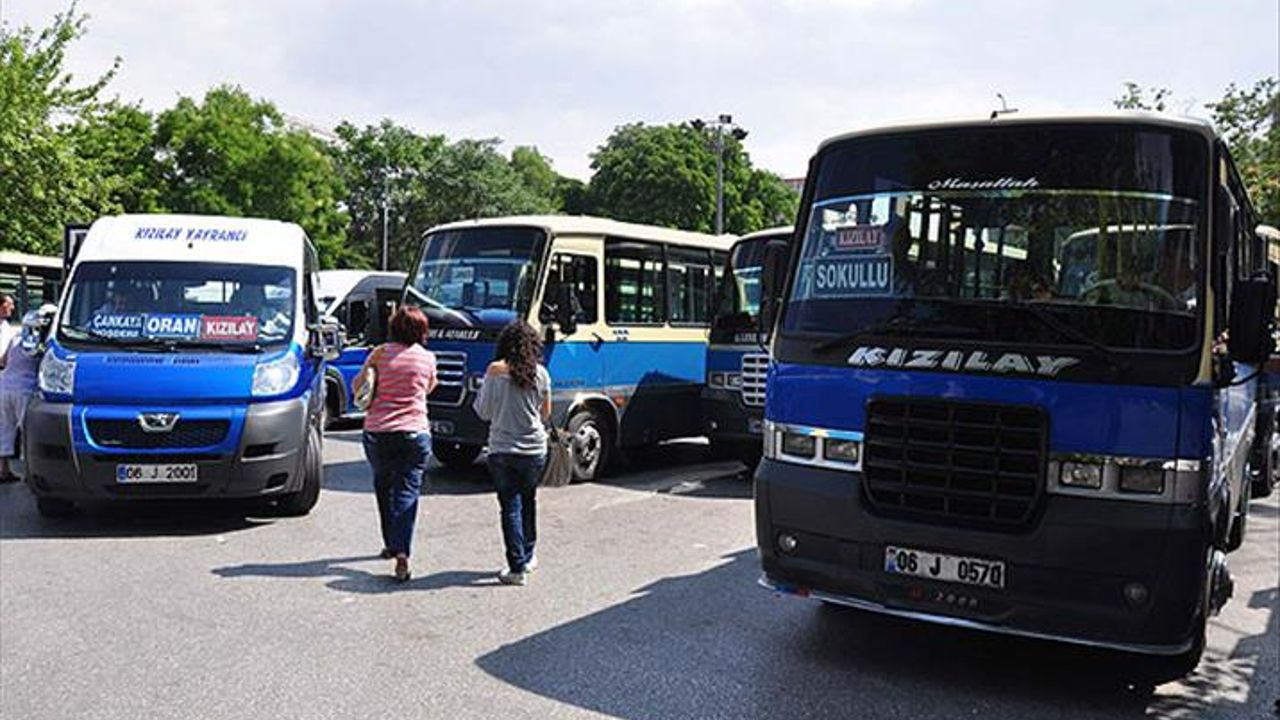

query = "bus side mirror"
[
  {"left": 1227, "top": 270, "right": 1276, "bottom": 364},
  {"left": 759, "top": 239, "right": 789, "bottom": 334},
  {"left": 310, "top": 317, "right": 345, "bottom": 362}
]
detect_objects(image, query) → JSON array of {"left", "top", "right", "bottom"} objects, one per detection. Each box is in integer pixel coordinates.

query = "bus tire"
[
  {"left": 35, "top": 497, "right": 75, "bottom": 519},
  {"left": 276, "top": 425, "right": 323, "bottom": 517},
  {"left": 1250, "top": 440, "right": 1275, "bottom": 499},
  {"left": 432, "top": 440, "right": 481, "bottom": 471},
  {"left": 323, "top": 379, "right": 342, "bottom": 430},
  {"left": 568, "top": 407, "right": 610, "bottom": 482}
]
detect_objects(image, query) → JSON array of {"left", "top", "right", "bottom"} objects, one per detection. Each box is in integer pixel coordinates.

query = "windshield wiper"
[
  {"left": 169, "top": 340, "right": 266, "bottom": 354},
  {"left": 813, "top": 315, "right": 980, "bottom": 355},
  {"left": 1012, "top": 301, "right": 1131, "bottom": 379}
]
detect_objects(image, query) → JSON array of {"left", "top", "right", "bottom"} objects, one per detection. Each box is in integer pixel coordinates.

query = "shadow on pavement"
[
  {"left": 476, "top": 549, "right": 1275, "bottom": 720},
  {"left": 211, "top": 554, "right": 496, "bottom": 594},
  {"left": 0, "top": 486, "right": 273, "bottom": 540},
  {"left": 323, "top": 459, "right": 494, "bottom": 497}
]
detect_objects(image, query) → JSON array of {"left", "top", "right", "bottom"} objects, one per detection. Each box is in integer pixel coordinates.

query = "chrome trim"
[
  {"left": 764, "top": 420, "right": 863, "bottom": 472},
  {"left": 758, "top": 575, "right": 1194, "bottom": 657},
  {"left": 740, "top": 353, "right": 768, "bottom": 407},
  {"left": 429, "top": 351, "right": 468, "bottom": 407}
]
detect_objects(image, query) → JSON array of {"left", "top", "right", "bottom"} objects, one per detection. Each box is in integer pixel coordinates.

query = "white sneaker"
[
  {"left": 525, "top": 554, "right": 538, "bottom": 572},
  {"left": 498, "top": 569, "right": 527, "bottom": 586}
]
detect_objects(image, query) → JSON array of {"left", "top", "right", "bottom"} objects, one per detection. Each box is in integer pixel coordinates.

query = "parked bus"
[
  {"left": 754, "top": 113, "right": 1276, "bottom": 681},
  {"left": 1253, "top": 223, "right": 1280, "bottom": 498},
  {"left": 402, "top": 215, "right": 734, "bottom": 480},
  {"left": 316, "top": 270, "right": 406, "bottom": 426},
  {"left": 23, "top": 214, "right": 342, "bottom": 517},
  {"left": 703, "top": 227, "right": 792, "bottom": 467},
  {"left": 0, "top": 250, "right": 62, "bottom": 319}
]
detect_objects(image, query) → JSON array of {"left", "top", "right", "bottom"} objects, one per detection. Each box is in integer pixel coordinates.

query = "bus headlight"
[
  {"left": 252, "top": 352, "right": 300, "bottom": 397},
  {"left": 824, "top": 438, "right": 861, "bottom": 464},
  {"left": 38, "top": 353, "right": 76, "bottom": 397},
  {"left": 725, "top": 373, "right": 744, "bottom": 389},
  {"left": 1119, "top": 467, "right": 1165, "bottom": 494},
  {"left": 1060, "top": 461, "right": 1103, "bottom": 489},
  {"left": 708, "top": 371, "right": 727, "bottom": 388},
  {"left": 781, "top": 432, "right": 817, "bottom": 459}
]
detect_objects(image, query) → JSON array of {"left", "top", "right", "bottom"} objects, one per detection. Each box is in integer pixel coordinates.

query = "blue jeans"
[
  {"left": 362, "top": 431, "right": 431, "bottom": 557},
  {"left": 488, "top": 452, "right": 546, "bottom": 573}
]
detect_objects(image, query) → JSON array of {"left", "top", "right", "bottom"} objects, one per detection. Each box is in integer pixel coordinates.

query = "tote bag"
[{"left": 540, "top": 423, "right": 574, "bottom": 487}]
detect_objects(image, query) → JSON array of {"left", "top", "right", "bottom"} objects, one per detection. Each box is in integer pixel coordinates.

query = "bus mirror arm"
[
  {"left": 309, "top": 316, "right": 345, "bottom": 362},
  {"left": 760, "top": 239, "right": 789, "bottom": 336}
]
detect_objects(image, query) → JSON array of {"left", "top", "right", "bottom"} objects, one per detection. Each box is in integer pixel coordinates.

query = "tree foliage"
[{"left": 588, "top": 122, "right": 797, "bottom": 235}]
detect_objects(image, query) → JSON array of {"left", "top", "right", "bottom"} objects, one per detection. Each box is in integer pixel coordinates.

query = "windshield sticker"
[
  {"left": 133, "top": 227, "right": 248, "bottom": 242},
  {"left": 809, "top": 255, "right": 893, "bottom": 297},
  {"left": 89, "top": 313, "right": 145, "bottom": 338},
  {"left": 926, "top": 177, "right": 1040, "bottom": 191},
  {"left": 834, "top": 225, "right": 887, "bottom": 253},
  {"left": 144, "top": 314, "right": 202, "bottom": 339},
  {"left": 201, "top": 316, "right": 259, "bottom": 341},
  {"left": 848, "top": 345, "right": 1080, "bottom": 377}
]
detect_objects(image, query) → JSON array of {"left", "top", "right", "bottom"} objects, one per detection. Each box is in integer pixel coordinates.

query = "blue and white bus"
[
  {"left": 754, "top": 113, "right": 1276, "bottom": 680},
  {"left": 316, "top": 270, "right": 406, "bottom": 426},
  {"left": 23, "top": 214, "right": 342, "bottom": 517},
  {"left": 703, "top": 227, "right": 791, "bottom": 467},
  {"left": 402, "top": 215, "right": 734, "bottom": 481}
]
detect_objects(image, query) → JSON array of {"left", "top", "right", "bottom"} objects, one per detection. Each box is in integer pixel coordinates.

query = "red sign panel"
[{"left": 201, "top": 315, "right": 259, "bottom": 341}]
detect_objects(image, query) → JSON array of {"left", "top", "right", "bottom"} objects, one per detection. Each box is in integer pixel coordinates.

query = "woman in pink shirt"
[{"left": 354, "top": 306, "right": 437, "bottom": 582}]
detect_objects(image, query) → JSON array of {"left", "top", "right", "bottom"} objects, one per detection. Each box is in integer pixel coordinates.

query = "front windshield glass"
[
  {"left": 406, "top": 227, "right": 546, "bottom": 327},
  {"left": 60, "top": 262, "right": 295, "bottom": 347},
  {"left": 713, "top": 237, "right": 769, "bottom": 332},
  {"left": 784, "top": 124, "right": 1207, "bottom": 351}
]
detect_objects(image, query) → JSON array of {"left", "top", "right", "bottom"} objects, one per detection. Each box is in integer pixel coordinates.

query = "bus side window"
[
  {"left": 346, "top": 298, "right": 371, "bottom": 344},
  {"left": 605, "top": 239, "right": 665, "bottom": 325},
  {"left": 667, "top": 247, "right": 714, "bottom": 325},
  {"left": 543, "top": 254, "right": 598, "bottom": 325}
]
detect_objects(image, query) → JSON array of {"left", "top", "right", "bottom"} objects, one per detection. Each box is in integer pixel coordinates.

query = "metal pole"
[
  {"left": 715, "top": 126, "right": 725, "bottom": 235},
  {"left": 381, "top": 168, "right": 390, "bottom": 271}
]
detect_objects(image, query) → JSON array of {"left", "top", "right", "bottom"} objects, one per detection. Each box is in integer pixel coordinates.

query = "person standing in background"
[
  {"left": 0, "top": 294, "right": 16, "bottom": 370},
  {"left": 353, "top": 306, "right": 438, "bottom": 582},
  {"left": 473, "top": 321, "right": 552, "bottom": 586},
  {"left": 0, "top": 306, "right": 53, "bottom": 483}
]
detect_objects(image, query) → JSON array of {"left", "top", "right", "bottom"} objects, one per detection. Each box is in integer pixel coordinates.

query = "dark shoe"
[{"left": 393, "top": 557, "right": 411, "bottom": 582}]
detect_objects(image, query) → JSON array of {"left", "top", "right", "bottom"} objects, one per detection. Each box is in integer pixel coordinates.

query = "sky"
[{"left": 3, "top": 0, "right": 1278, "bottom": 180}]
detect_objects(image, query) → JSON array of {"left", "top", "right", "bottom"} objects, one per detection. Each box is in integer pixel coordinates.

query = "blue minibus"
[
  {"left": 755, "top": 113, "right": 1276, "bottom": 680},
  {"left": 316, "top": 270, "right": 406, "bottom": 426},
  {"left": 703, "top": 227, "right": 791, "bottom": 467},
  {"left": 402, "top": 215, "right": 734, "bottom": 481},
  {"left": 23, "top": 214, "right": 342, "bottom": 517}
]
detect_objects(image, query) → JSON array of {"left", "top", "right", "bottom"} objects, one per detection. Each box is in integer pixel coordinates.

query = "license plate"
[
  {"left": 116, "top": 464, "right": 199, "bottom": 484},
  {"left": 748, "top": 418, "right": 764, "bottom": 434},
  {"left": 430, "top": 420, "right": 454, "bottom": 436},
  {"left": 884, "top": 545, "right": 1006, "bottom": 589}
]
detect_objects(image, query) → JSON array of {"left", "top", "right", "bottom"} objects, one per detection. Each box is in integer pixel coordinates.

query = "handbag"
[
  {"left": 540, "top": 420, "right": 574, "bottom": 487},
  {"left": 354, "top": 346, "right": 383, "bottom": 412}
]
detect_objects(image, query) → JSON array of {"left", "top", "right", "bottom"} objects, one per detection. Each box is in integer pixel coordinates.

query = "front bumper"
[
  {"left": 426, "top": 400, "right": 487, "bottom": 448},
  {"left": 23, "top": 397, "right": 309, "bottom": 501},
  {"left": 702, "top": 389, "right": 764, "bottom": 444},
  {"left": 755, "top": 458, "right": 1210, "bottom": 655}
]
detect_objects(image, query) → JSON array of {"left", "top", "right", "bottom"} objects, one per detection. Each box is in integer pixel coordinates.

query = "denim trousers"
[
  {"left": 487, "top": 452, "right": 547, "bottom": 573},
  {"left": 362, "top": 430, "right": 431, "bottom": 557}
]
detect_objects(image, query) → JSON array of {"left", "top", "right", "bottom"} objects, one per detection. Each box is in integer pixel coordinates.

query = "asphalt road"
[{"left": 1, "top": 429, "right": 1276, "bottom": 720}]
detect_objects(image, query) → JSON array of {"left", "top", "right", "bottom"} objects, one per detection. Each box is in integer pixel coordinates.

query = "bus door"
[{"left": 542, "top": 251, "right": 605, "bottom": 413}]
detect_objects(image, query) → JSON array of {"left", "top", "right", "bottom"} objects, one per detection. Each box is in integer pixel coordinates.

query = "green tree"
[
  {"left": 0, "top": 5, "right": 118, "bottom": 254},
  {"left": 1117, "top": 79, "right": 1279, "bottom": 225},
  {"left": 510, "top": 146, "right": 558, "bottom": 205},
  {"left": 154, "top": 85, "right": 351, "bottom": 266},
  {"left": 587, "top": 122, "right": 797, "bottom": 234},
  {"left": 67, "top": 100, "right": 166, "bottom": 216}
]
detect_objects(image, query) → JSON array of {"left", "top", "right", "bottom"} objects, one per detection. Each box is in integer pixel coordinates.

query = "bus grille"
[
  {"left": 87, "top": 419, "right": 230, "bottom": 450},
  {"left": 862, "top": 397, "right": 1047, "bottom": 530},
  {"left": 430, "top": 351, "right": 467, "bottom": 406},
  {"left": 741, "top": 353, "right": 768, "bottom": 407}
]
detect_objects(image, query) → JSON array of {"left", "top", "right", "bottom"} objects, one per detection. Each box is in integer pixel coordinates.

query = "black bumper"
[
  {"left": 702, "top": 389, "right": 763, "bottom": 444},
  {"left": 426, "top": 400, "right": 487, "bottom": 448},
  {"left": 754, "top": 458, "right": 1211, "bottom": 654},
  {"left": 23, "top": 398, "right": 310, "bottom": 501}
]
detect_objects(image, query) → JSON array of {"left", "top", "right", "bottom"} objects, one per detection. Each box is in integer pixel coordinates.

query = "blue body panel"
[
  {"left": 706, "top": 346, "right": 748, "bottom": 373},
  {"left": 331, "top": 346, "right": 370, "bottom": 410},
  {"left": 767, "top": 363, "right": 1199, "bottom": 459}
]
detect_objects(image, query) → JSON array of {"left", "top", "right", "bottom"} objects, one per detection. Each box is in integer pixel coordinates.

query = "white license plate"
[
  {"left": 430, "top": 420, "right": 454, "bottom": 436},
  {"left": 884, "top": 545, "right": 1006, "bottom": 589},
  {"left": 116, "top": 464, "right": 199, "bottom": 484},
  {"left": 748, "top": 418, "right": 764, "bottom": 434}
]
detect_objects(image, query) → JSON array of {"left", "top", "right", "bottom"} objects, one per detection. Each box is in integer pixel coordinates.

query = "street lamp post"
[{"left": 690, "top": 114, "right": 748, "bottom": 235}]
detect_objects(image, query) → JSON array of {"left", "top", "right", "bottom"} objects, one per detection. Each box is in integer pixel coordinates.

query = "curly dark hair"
[{"left": 495, "top": 321, "right": 543, "bottom": 389}]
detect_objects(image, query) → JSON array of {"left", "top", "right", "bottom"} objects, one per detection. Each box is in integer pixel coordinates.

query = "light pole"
[
  {"left": 380, "top": 164, "right": 402, "bottom": 271},
  {"left": 690, "top": 114, "right": 748, "bottom": 235}
]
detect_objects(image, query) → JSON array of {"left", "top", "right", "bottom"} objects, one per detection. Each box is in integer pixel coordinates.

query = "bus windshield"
[
  {"left": 713, "top": 237, "right": 769, "bottom": 334},
  {"left": 784, "top": 124, "right": 1208, "bottom": 351},
  {"left": 59, "top": 261, "right": 295, "bottom": 348},
  {"left": 406, "top": 226, "right": 546, "bottom": 327}
]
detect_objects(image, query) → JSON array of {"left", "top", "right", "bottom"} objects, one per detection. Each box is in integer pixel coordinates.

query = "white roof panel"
[{"left": 74, "top": 214, "right": 307, "bottom": 268}]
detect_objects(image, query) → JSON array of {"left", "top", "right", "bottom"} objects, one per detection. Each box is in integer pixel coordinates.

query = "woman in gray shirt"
[{"left": 473, "top": 321, "right": 551, "bottom": 586}]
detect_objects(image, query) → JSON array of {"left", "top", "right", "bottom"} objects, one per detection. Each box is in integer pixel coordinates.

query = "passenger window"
[
  {"left": 542, "top": 254, "right": 598, "bottom": 325},
  {"left": 605, "top": 239, "right": 665, "bottom": 324},
  {"left": 347, "top": 299, "right": 371, "bottom": 344},
  {"left": 667, "top": 247, "right": 715, "bottom": 325}
]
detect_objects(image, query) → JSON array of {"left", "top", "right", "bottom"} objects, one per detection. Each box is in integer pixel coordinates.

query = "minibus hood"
[{"left": 72, "top": 352, "right": 259, "bottom": 405}]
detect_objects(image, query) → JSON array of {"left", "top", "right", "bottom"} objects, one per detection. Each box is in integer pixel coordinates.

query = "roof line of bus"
[
  {"left": 737, "top": 226, "right": 794, "bottom": 242},
  {"left": 0, "top": 251, "right": 61, "bottom": 269},
  {"left": 815, "top": 111, "right": 1219, "bottom": 153},
  {"left": 423, "top": 214, "right": 738, "bottom": 250}
]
